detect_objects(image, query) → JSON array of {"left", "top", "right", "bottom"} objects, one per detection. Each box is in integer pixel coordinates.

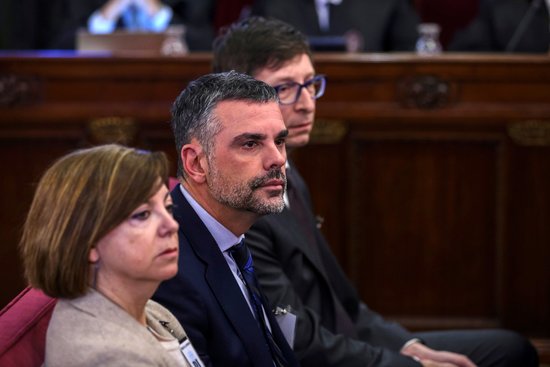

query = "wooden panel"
[
  {"left": 504, "top": 144, "right": 550, "bottom": 334},
  {"left": 349, "top": 134, "right": 501, "bottom": 316},
  {"left": 0, "top": 53, "right": 548, "bottom": 344},
  {"left": 0, "top": 138, "right": 82, "bottom": 305}
]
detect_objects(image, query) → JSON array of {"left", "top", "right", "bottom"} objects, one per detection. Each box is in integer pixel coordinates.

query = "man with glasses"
[{"left": 212, "top": 16, "right": 539, "bottom": 367}]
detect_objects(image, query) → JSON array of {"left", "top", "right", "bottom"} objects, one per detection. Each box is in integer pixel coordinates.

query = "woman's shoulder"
[
  {"left": 146, "top": 299, "right": 187, "bottom": 341},
  {"left": 45, "top": 296, "right": 168, "bottom": 366}
]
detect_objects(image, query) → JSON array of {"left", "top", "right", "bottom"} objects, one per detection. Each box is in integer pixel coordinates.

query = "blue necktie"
[{"left": 230, "top": 239, "right": 288, "bottom": 367}]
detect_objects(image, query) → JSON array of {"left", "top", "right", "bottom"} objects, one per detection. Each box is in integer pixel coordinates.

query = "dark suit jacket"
[
  {"left": 153, "top": 184, "right": 298, "bottom": 367},
  {"left": 449, "top": 0, "right": 550, "bottom": 53},
  {"left": 246, "top": 166, "right": 420, "bottom": 366},
  {"left": 251, "top": 0, "right": 420, "bottom": 51}
]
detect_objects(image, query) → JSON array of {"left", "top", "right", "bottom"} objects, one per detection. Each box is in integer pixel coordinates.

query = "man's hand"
[
  {"left": 401, "top": 340, "right": 477, "bottom": 367},
  {"left": 100, "top": 0, "right": 133, "bottom": 21},
  {"left": 134, "top": 0, "right": 163, "bottom": 16}
]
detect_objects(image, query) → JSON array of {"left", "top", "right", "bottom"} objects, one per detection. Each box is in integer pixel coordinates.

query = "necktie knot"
[{"left": 230, "top": 239, "right": 254, "bottom": 274}]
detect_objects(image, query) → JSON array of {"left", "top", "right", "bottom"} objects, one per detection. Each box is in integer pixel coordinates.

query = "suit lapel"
[
  {"left": 286, "top": 166, "right": 329, "bottom": 273},
  {"left": 171, "top": 185, "right": 274, "bottom": 365}
]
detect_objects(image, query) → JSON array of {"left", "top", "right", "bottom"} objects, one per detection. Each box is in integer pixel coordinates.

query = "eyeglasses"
[{"left": 273, "top": 75, "right": 326, "bottom": 105}]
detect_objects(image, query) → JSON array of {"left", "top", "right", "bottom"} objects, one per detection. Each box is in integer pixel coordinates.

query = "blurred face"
[
  {"left": 254, "top": 53, "right": 316, "bottom": 150},
  {"left": 90, "top": 184, "right": 179, "bottom": 289},
  {"left": 206, "top": 100, "right": 288, "bottom": 215}
]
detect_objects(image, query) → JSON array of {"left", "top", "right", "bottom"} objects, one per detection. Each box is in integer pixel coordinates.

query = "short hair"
[
  {"left": 212, "top": 16, "right": 312, "bottom": 76},
  {"left": 171, "top": 70, "right": 279, "bottom": 178},
  {"left": 19, "top": 144, "right": 170, "bottom": 299}
]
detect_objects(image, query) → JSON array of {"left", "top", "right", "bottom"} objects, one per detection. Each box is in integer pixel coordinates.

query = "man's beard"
[{"left": 207, "top": 165, "right": 286, "bottom": 215}]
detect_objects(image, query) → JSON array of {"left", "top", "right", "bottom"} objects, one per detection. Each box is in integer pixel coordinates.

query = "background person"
[
  {"left": 86, "top": 0, "right": 215, "bottom": 50},
  {"left": 19, "top": 144, "right": 202, "bottom": 367},
  {"left": 0, "top": 0, "right": 215, "bottom": 50},
  {"left": 251, "top": 0, "right": 420, "bottom": 52}
]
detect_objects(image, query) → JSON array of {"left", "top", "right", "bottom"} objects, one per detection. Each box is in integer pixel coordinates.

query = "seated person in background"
[
  {"left": 19, "top": 144, "right": 202, "bottom": 367},
  {"left": 12, "top": 0, "right": 214, "bottom": 50},
  {"left": 87, "top": 0, "right": 215, "bottom": 50},
  {"left": 87, "top": 0, "right": 175, "bottom": 33},
  {"left": 251, "top": 0, "right": 420, "bottom": 52},
  {"left": 86, "top": 0, "right": 215, "bottom": 50},
  {"left": 448, "top": 0, "right": 550, "bottom": 53},
  {"left": 212, "top": 16, "right": 540, "bottom": 367},
  {"left": 153, "top": 71, "right": 299, "bottom": 366}
]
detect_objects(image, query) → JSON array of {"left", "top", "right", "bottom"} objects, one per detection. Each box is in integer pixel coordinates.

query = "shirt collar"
[{"left": 179, "top": 185, "right": 243, "bottom": 252}]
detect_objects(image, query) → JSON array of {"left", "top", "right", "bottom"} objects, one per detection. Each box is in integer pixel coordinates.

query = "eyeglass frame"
[{"left": 272, "top": 75, "right": 326, "bottom": 105}]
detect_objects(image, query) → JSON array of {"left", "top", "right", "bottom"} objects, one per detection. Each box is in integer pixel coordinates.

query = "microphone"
[{"left": 505, "top": 0, "right": 544, "bottom": 52}]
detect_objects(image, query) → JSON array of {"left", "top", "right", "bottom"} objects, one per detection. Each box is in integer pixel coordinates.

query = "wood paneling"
[{"left": 0, "top": 53, "right": 548, "bottom": 343}]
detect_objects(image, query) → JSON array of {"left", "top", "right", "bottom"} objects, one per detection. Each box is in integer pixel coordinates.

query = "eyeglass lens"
[{"left": 277, "top": 76, "right": 325, "bottom": 105}]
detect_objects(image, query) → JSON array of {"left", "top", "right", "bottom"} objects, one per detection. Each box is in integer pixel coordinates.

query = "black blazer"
[
  {"left": 246, "top": 167, "right": 420, "bottom": 366},
  {"left": 252, "top": 0, "right": 420, "bottom": 51},
  {"left": 154, "top": 184, "right": 298, "bottom": 367},
  {"left": 449, "top": 0, "right": 550, "bottom": 53}
]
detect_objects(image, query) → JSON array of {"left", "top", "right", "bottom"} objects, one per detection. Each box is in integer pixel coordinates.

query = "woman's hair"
[{"left": 19, "top": 144, "right": 170, "bottom": 299}]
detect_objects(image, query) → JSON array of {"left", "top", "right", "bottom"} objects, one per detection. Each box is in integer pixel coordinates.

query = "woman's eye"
[
  {"left": 131, "top": 210, "right": 150, "bottom": 220},
  {"left": 166, "top": 204, "right": 175, "bottom": 215}
]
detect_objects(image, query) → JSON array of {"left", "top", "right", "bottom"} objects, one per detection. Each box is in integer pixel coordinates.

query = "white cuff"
[
  {"left": 87, "top": 10, "right": 116, "bottom": 34},
  {"left": 149, "top": 5, "right": 173, "bottom": 32},
  {"left": 401, "top": 338, "right": 423, "bottom": 352}
]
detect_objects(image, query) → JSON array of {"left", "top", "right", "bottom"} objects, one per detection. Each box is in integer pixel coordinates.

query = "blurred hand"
[
  {"left": 133, "top": 0, "right": 163, "bottom": 15},
  {"left": 100, "top": 0, "right": 133, "bottom": 21},
  {"left": 401, "top": 341, "right": 477, "bottom": 367}
]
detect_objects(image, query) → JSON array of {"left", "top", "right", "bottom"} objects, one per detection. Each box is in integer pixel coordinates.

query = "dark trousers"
[{"left": 417, "top": 329, "right": 539, "bottom": 367}]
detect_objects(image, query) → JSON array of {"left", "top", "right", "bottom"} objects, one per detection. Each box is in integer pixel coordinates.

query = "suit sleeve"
[{"left": 246, "top": 219, "right": 420, "bottom": 367}]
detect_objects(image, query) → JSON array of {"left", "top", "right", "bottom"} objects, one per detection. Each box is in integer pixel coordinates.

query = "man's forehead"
[
  {"left": 253, "top": 53, "right": 314, "bottom": 83},
  {"left": 214, "top": 100, "right": 284, "bottom": 129}
]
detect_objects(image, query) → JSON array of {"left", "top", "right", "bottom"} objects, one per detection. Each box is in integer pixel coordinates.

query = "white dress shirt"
[{"left": 314, "top": 0, "right": 343, "bottom": 31}]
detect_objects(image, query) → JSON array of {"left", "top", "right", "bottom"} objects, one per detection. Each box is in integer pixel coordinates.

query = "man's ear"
[{"left": 181, "top": 142, "right": 207, "bottom": 184}]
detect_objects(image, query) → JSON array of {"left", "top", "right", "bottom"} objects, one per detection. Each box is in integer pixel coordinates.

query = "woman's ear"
[
  {"left": 181, "top": 141, "right": 207, "bottom": 184},
  {"left": 89, "top": 247, "right": 100, "bottom": 263}
]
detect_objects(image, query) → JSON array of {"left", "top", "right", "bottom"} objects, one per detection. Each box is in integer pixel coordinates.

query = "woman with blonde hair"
[{"left": 20, "top": 144, "right": 202, "bottom": 367}]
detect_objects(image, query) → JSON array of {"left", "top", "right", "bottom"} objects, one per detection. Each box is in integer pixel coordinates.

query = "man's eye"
[
  {"left": 277, "top": 84, "right": 292, "bottom": 92},
  {"left": 131, "top": 210, "right": 150, "bottom": 220},
  {"left": 276, "top": 83, "right": 297, "bottom": 95},
  {"left": 243, "top": 141, "right": 258, "bottom": 148},
  {"left": 275, "top": 138, "right": 286, "bottom": 147}
]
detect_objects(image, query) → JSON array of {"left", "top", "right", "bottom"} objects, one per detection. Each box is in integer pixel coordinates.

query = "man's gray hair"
[{"left": 171, "top": 71, "right": 279, "bottom": 178}]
